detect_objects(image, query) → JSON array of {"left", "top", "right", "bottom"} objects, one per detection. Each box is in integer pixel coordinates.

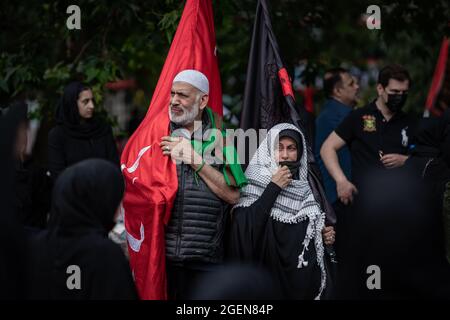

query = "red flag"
[
  {"left": 120, "top": 0, "right": 222, "bottom": 300},
  {"left": 425, "top": 37, "right": 449, "bottom": 116}
]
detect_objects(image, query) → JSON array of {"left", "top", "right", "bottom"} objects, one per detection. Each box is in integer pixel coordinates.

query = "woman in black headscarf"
[
  {"left": 229, "top": 123, "right": 335, "bottom": 300},
  {"left": 27, "top": 159, "right": 137, "bottom": 299},
  {"left": 48, "top": 82, "right": 119, "bottom": 181}
]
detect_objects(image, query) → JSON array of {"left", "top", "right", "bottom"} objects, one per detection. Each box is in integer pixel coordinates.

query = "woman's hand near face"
[{"left": 271, "top": 166, "right": 292, "bottom": 188}]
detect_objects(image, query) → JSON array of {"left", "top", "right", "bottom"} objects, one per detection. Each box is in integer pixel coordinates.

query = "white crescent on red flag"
[{"left": 120, "top": 0, "right": 222, "bottom": 300}]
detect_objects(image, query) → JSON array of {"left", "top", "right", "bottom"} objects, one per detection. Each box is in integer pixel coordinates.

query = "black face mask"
[
  {"left": 386, "top": 93, "right": 408, "bottom": 113},
  {"left": 279, "top": 160, "right": 300, "bottom": 178}
]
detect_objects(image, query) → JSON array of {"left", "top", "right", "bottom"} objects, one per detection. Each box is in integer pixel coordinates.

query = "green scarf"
[{"left": 190, "top": 107, "right": 247, "bottom": 188}]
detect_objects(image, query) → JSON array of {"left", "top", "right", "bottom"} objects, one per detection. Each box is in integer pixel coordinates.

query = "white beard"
[{"left": 169, "top": 100, "right": 200, "bottom": 126}]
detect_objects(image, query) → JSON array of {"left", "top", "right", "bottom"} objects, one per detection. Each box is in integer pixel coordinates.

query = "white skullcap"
[{"left": 173, "top": 69, "right": 209, "bottom": 94}]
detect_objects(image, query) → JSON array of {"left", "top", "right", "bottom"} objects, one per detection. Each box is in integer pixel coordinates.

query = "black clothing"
[
  {"left": 48, "top": 159, "right": 123, "bottom": 234},
  {"left": 48, "top": 82, "right": 119, "bottom": 181},
  {"left": 229, "top": 182, "right": 321, "bottom": 299},
  {"left": 27, "top": 159, "right": 137, "bottom": 299},
  {"left": 443, "top": 109, "right": 450, "bottom": 167},
  {"left": 353, "top": 167, "right": 450, "bottom": 299},
  {"left": 166, "top": 264, "right": 213, "bottom": 300},
  {"left": 7, "top": 101, "right": 51, "bottom": 228},
  {"left": 0, "top": 103, "right": 28, "bottom": 299},
  {"left": 332, "top": 101, "right": 439, "bottom": 299},
  {"left": 165, "top": 160, "right": 228, "bottom": 265},
  {"left": 14, "top": 160, "right": 51, "bottom": 229},
  {"left": 335, "top": 101, "right": 417, "bottom": 187},
  {"left": 190, "top": 265, "right": 282, "bottom": 300},
  {"left": 48, "top": 125, "right": 119, "bottom": 180},
  {"left": 412, "top": 108, "right": 450, "bottom": 167},
  {"left": 27, "top": 230, "right": 137, "bottom": 300},
  {"left": 332, "top": 200, "right": 356, "bottom": 298}
]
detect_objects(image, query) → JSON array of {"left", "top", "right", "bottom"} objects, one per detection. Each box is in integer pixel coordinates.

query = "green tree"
[{"left": 1, "top": 0, "right": 449, "bottom": 126}]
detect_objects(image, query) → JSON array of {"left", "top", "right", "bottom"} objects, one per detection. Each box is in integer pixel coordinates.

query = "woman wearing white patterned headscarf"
[{"left": 229, "top": 123, "right": 335, "bottom": 300}]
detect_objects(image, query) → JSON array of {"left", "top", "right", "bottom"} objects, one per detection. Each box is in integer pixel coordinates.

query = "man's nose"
[
  {"left": 281, "top": 150, "right": 289, "bottom": 159},
  {"left": 171, "top": 93, "right": 182, "bottom": 104}
]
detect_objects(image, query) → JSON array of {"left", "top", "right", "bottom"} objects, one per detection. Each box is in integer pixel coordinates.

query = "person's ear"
[
  {"left": 332, "top": 86, "right": 340, "bottom": 98},
  {"left": 199, "top": 94, "right": 209, "bottom": 110},
  {"left": 376, "top": 83, "right": 384, "bottom": 97}
]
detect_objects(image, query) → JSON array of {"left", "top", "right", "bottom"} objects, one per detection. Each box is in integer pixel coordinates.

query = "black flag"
[
  {"left": 240, "top": 0, "right": 313, "bottom": 140},
  {"left": 240, "top": 0, "right": 336, "bottom": 226}
]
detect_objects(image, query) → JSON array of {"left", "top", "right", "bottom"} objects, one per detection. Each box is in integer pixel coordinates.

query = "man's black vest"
[{"left": 165, "top": 112, "right": 228, "bottom": 265}]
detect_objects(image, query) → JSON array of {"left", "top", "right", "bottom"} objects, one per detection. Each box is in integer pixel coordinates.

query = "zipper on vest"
[{"left": 176, "top": 163, "right": 185, "bottom": 257}]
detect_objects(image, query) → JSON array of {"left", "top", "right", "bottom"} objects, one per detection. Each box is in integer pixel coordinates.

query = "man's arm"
[
  {"left": 320, "top": 131, "right": 357, "bottom": 205},
  {"left": 192, "top": 161, "right": 240, "bottom": 205},
  {"left": 320, "top": 132, "right": 347, "bottom": 183}
]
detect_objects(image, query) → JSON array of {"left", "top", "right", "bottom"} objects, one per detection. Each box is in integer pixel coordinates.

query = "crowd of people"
[{"left": 1, "top": 65, "right": 449, "bottom": 300}]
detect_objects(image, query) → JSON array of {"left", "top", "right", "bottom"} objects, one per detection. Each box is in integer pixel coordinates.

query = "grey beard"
[{"left": 169, "top": 101, "right": 200, "bottom": 126}]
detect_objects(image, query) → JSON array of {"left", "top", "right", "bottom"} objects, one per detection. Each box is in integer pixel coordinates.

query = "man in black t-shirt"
[
  {"left": 319, "top": 64, "right": 418, "bottom": 299},
  {"left": 320, "top": 64, "right": 417, "bottom": 204}
]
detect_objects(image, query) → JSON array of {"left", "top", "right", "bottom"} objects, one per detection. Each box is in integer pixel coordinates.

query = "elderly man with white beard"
[{"left": 159, "top": 69, "right": 247, "bottom": 300}]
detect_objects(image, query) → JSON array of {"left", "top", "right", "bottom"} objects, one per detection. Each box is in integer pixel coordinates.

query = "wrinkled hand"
[
  {"left": 271, "top": 166, "right": 292, "bottom": 188},
  {"left": 337, "top": 178, "right": 358, "bottom": 205},
  {"left": 322, "top": 226, "right": 336, "bottom": 245},
  {"left": 160, "top": 136, "right": 202, "bottom": 166},
  {"left": 380, "top": 153, "right": 408, "bottom": 169}
]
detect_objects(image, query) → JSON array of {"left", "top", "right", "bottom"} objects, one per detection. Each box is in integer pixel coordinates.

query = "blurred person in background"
[
  {"left": 10, "top": 101, "right": 51, "bottom": 230},
  {"left": 48, "top": 81, "right": 119, "bottom": 182},
  {"left": 0, "top": 103, "right": 29, "bottom": 299},
  {"left": 314, "top": 68, "right": 359, "bottom": 271},
  {"left": 27, "top": 159, "right": 137, "bottom": 300}
]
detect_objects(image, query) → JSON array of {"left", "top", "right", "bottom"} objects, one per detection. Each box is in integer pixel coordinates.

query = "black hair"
[
  {"left": 323, "top": 67, "right": 349, "bottom": 98},
  {"left": 377, "top": 64, "right": 411, "bottom": 88}
]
